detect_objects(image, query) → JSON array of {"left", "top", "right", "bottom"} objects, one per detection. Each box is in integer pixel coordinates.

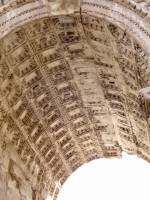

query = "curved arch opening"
[
  {"left": 0, "top": 13, "right": 150, "bottom": 200},
  {"left": 56, "top": 152, "right": 150, "bottom": 200}
]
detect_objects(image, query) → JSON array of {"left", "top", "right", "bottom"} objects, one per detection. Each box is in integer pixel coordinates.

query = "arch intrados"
[{"left": 1, "top": 4, "right": 149, "bottom": 199}]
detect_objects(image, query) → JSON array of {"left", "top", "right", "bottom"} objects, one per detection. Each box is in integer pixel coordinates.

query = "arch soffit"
[{"left": 1, "top": 2, "right": 150, "bottom": 199}]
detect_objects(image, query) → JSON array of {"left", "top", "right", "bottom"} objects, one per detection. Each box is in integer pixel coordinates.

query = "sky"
[{"left": 47, "top": 152, "right": 150, "bottom": 200}]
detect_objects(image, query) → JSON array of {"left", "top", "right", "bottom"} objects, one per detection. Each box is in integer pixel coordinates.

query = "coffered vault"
[{"left": 0, "top": 0, "right": 150, "bottom": 200}]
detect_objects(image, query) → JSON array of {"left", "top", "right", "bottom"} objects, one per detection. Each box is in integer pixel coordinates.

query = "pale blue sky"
[{"left": 47, "top": 152, "right": 150, "bottom": 200}]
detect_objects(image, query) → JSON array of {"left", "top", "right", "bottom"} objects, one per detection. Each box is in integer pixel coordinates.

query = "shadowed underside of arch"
[{"left": 0, "top": 1, "right": 150, "bottom": 200}]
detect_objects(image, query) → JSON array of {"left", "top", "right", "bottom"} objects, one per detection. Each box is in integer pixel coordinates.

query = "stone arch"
[{"left": 0, "top": 1, "right": 150, "bottom": 199}]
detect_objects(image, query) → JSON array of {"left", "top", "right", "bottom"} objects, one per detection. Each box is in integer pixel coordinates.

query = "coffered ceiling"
[{"left": 0, "top": 1, "right": 150, "bottom": 200}]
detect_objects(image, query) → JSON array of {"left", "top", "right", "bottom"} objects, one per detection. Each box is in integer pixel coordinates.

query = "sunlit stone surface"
[{"left": 0, "top": 0, "right": 150, "bottom": 200}]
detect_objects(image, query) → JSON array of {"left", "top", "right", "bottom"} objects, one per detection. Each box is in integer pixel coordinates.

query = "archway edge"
[
  {"left": 0, "top": 0, "right": 150, "bottom": 54},
  {"left": 2, "top": 1, "right": 150, "bottom": 198},
  {"left": 81, "top": 0, "right": 150, "bottom": 54}
]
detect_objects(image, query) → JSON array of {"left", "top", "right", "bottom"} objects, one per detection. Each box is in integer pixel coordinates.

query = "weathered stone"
[{"left": 0, "top": 1, "right": 150, "bottom": 199}]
